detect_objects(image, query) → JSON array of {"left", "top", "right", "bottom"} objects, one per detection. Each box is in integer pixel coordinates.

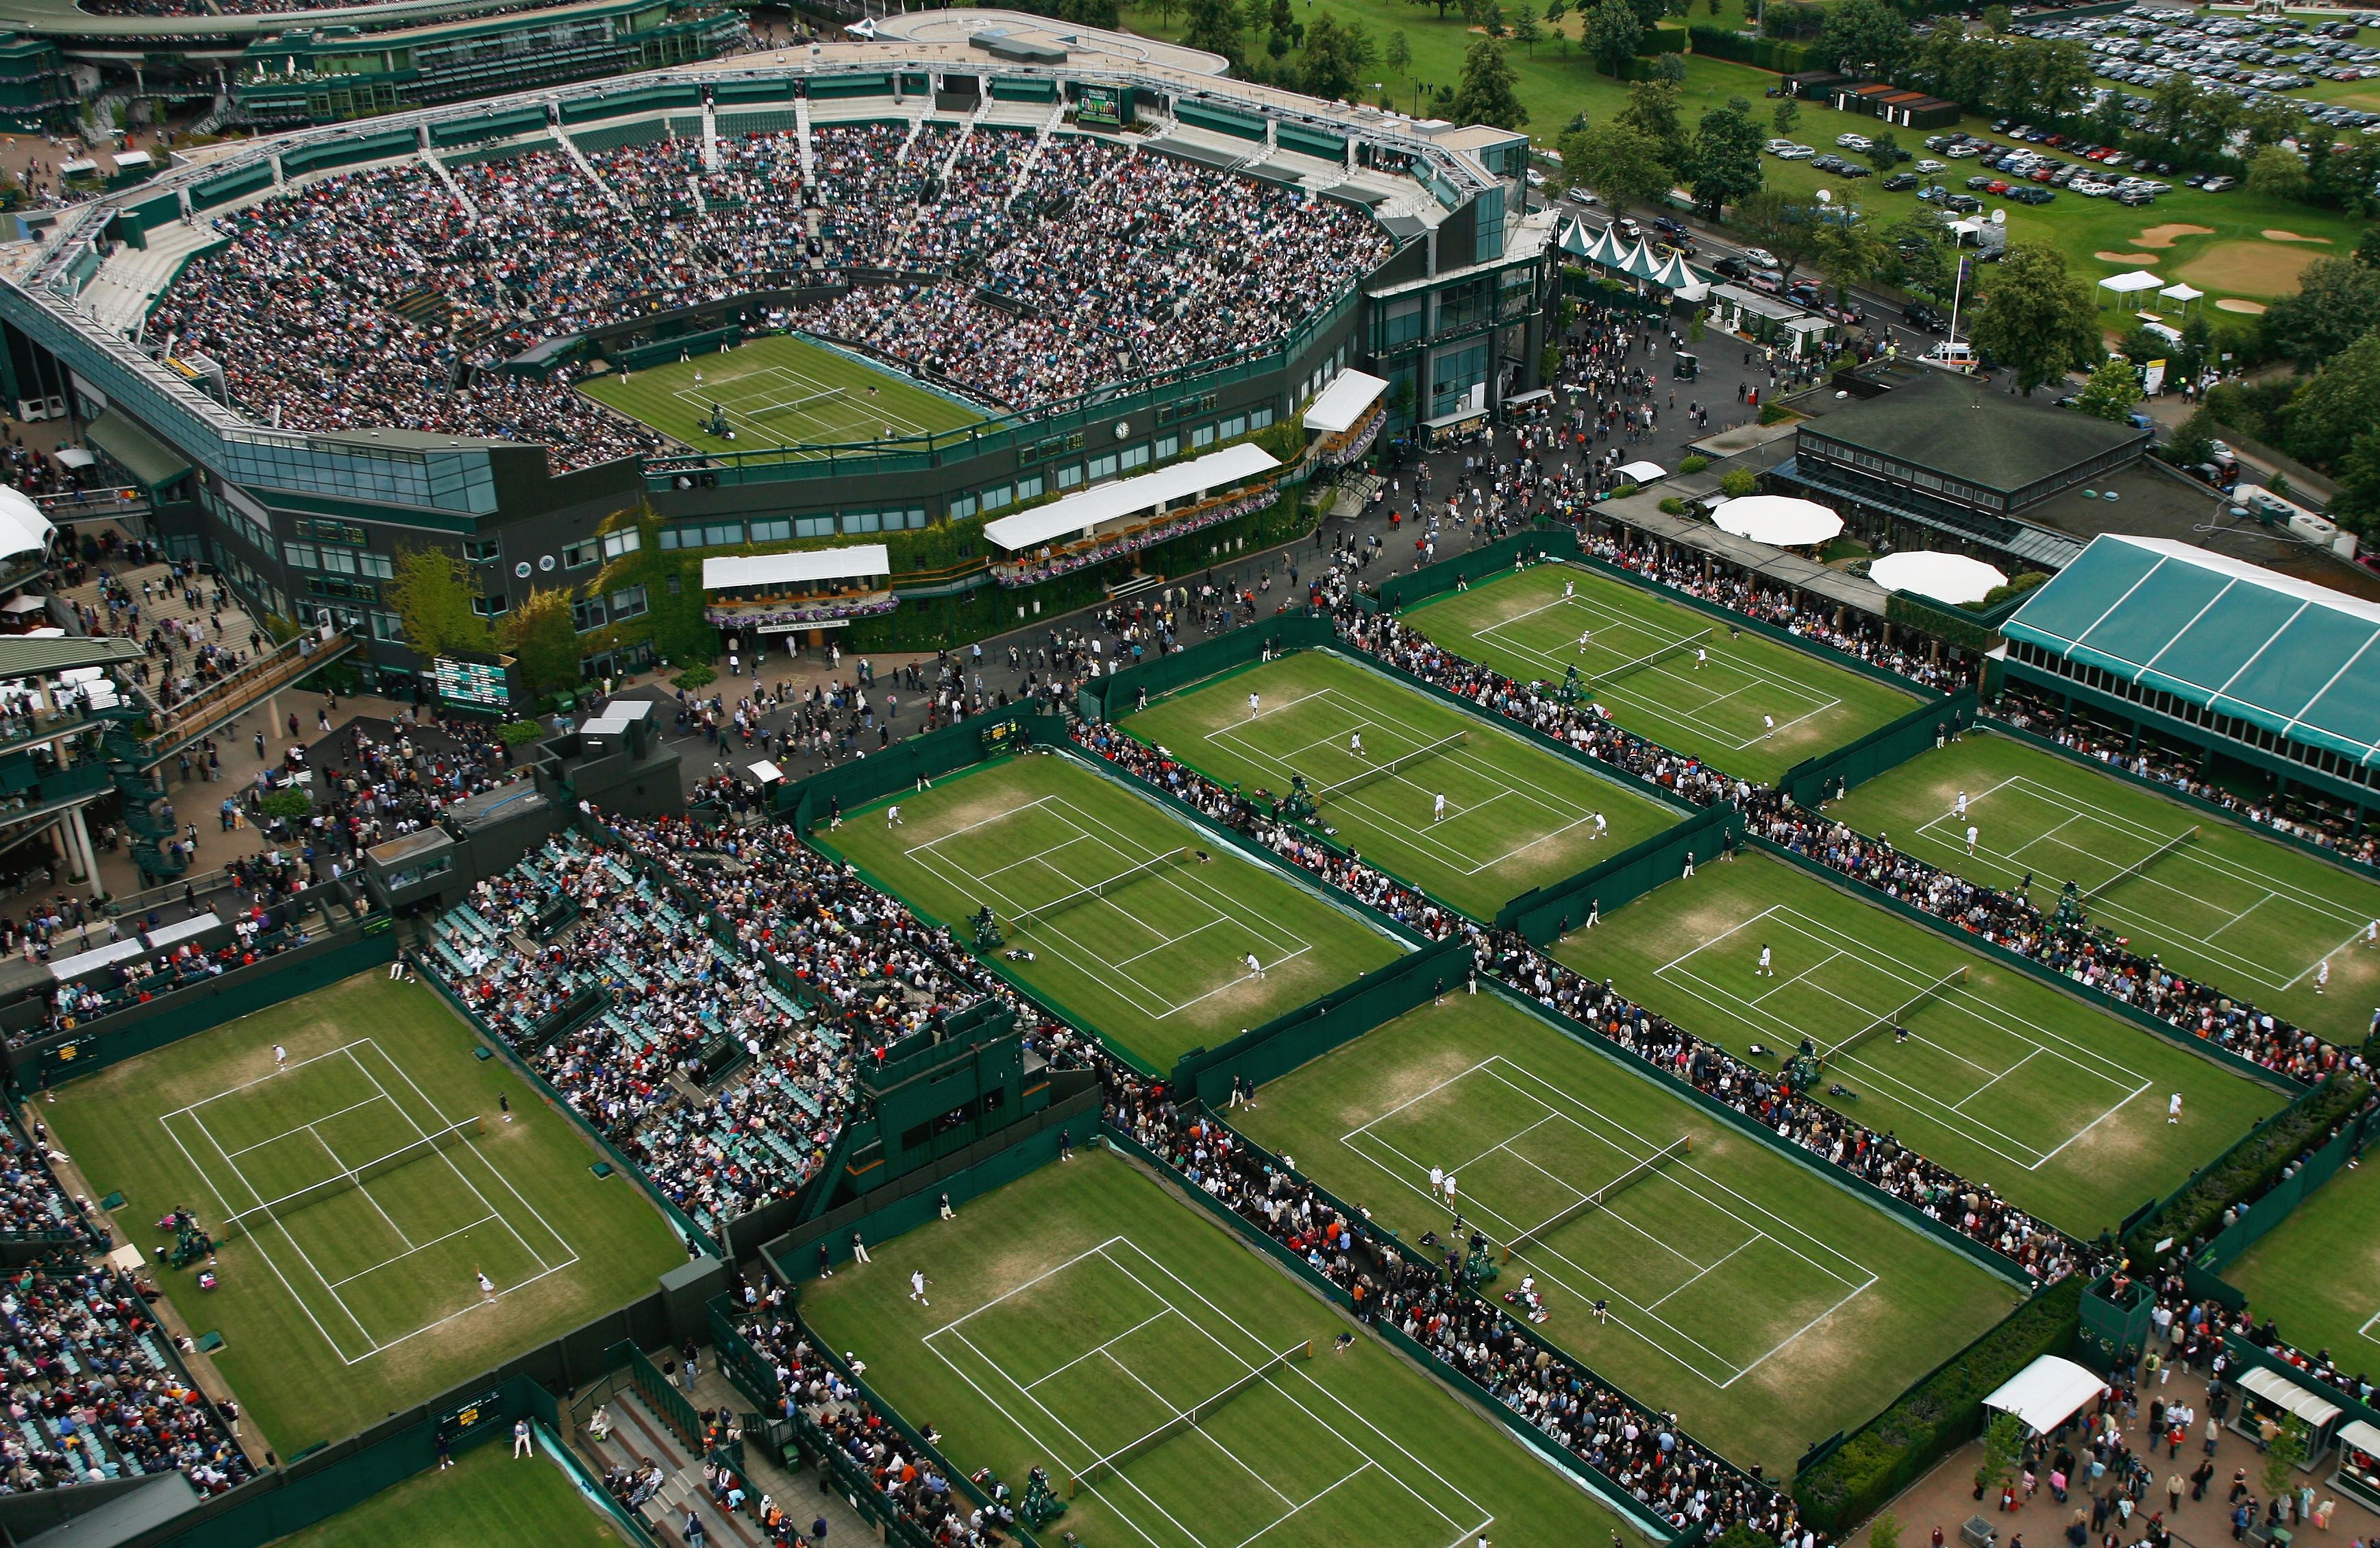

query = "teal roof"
[{"left": 2004, "top": 535, "right": 2380, "bottom": 767}]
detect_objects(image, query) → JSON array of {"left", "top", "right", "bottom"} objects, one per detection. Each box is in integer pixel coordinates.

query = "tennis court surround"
[
  {"left": 1827, "top": 733, "right": 2380, "bottom": 1044},
  {"left": 1554, "top": 850, "right": 2288, "bottom": 1237},
  {"left": 580, "top": 331, "right": 987, "bottom": 456},
  {"left": 819, "top": 752, "right": 1408, "bottom": 1070},
  {"left": 1121, "top": 652, "right": 1685, "bottom": 918},
  {"left": 1402, "top": 563, "right": 1919, "bottom": 784}
]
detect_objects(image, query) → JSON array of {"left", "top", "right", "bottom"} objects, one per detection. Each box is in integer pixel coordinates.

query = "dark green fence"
[
  {"left": 1779, "top": 690, "right": 1981, "bottom": 809},
  {"left": 708, "top": 1292, "right": 781, "bottom": 1410},
  {"left": 2121, "top": 1072, "right": 2374, "bottom": 1270},
  {"left": 2193, "top": 1101, "right": 2375, "bottom": 1272},
  {"left": 1170, "top": 935, "right": 1470, "bottom": 1106},
  {"left": 1077, "top": 612, "right": 1338, "bottom": 722},
  {"left": 15, "top": 924, "right": 397, "bottom": 1092},
  {"left": 780, "top": 712, "right": 1074, "bottom": 832},
  {"left": 1496, "top": 803, "right": 1741, "bottom": 944},
  {"left": 1366, "top": 526, "right": 1581, "bottom": 611}
]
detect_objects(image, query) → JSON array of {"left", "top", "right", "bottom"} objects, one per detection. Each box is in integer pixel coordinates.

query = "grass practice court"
[
  {"left": 44, "top": 973, "right": 684, "bottom": 1455},
  {"left": 1557, "top": 851, "right": 2287, "bottom": 1236},
  {"left": 798, "top": 1151, "right": 1634, "bottom": 1548},
  {"left": 1230, "top": 994, "right": 2012, "bottom": 1469},
  {"left": 580, "top": 330, "right": 989, "bottom": 456},
  {"left": 1828, "top": 733, "right": 2380, "bottom": 1044},
  {"left": 267, "top": 1437, "right": 626, "bottom": 1548},
  {"left": 1402, "top": 563, "right": 1918, "bottom": 784},
  {"left": 2218, "top": 1150, "right": 2380, "bottom": 1362},
  {"left": 821, "top": 752, "right": 1406, "bottom": 1069},
  {"left": 1121, "top": 651, "right": 1685, "bottom": 918}
]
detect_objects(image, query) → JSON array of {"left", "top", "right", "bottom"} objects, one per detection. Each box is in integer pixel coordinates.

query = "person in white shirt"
[{"left": 1756, "top": 945, "right": 1775, "bottom": 977}]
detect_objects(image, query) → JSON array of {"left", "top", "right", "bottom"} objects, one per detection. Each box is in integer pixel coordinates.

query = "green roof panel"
[
  {"left": 2007, "top": 536, "right": 2161, "bottom": 646},
  {"left": 2075, "top": 558, "right": 2227, "bottom": 672}
]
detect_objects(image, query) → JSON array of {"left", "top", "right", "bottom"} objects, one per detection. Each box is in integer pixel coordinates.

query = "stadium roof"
[
  {"left": 702, "top": 545, "right": 891, "bottom": 592},
  {"left": 0, "top": 634, "right": 142, "bottom": 680},
  {"left": 982, "top": 443, "right": 1281, "bottom": 553},
  {"left": 1303, "top": 371, "right": 1387, "bottom": 435},
  {"left": 2004, "top": 534, "right": 2380, "bottom": 767}
]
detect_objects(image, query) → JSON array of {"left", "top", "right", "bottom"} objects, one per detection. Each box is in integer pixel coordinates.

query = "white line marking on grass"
[
  {"left": 221, "top": 1095, "right": 392, "bottom": 1157},
  {"left": 310, "top": 1122, "right": 415, "bottom": 1251},
  {"left": 327, "top": 1214, "right": 501, "bottom": 1288}
]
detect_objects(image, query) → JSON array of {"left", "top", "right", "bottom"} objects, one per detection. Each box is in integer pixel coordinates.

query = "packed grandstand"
[{"left": 145, "top": 121, "right": 1393, "bottom": 470}]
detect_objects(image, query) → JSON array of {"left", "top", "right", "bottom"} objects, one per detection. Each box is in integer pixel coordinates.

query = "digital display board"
[
  {"left": 1078, "top": 85, "right": 1126, "bottom": 127},
  {"left": 433, "top": 654, "right": 515, "bottom": 713}
]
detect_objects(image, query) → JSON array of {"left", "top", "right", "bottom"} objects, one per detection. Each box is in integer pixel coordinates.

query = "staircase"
[
  {"left": 79, "top": 218, "right": 219, "bottom": 339},
  {"left": 101, "top": 720, "right": 187, "bottom": 882},
  {"left": 584, "top": 1386, "right": 761, "bottom": 1548},
  {"left": 557, "top": 131, "right": 632, "bottom": 215},
  {"left": 419, "top": 149, "right": 479, "bottom": 219},
  {"left": 793, "top": 97, "right": 815, "bottom": 181}
]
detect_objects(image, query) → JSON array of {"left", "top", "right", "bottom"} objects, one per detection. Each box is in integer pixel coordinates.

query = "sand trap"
[
  {"left": 2135, "top": 223, "right": 2215, "bottom": 248},
  {"left": 2096, "top": 251, "right": 2159, "bottom": 263},
  {"left": 2179, "top": 241, "right": 2321, "bottom": 298},
  {"left": 2216, "top": 298, "right": 2268, "bottom": 315},
  {"left": 2261, "top": 230, "right": 2332, "bottom": 244}
]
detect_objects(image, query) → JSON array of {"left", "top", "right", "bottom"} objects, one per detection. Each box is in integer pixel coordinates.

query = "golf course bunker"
[
  {"left": 2096, "top": 251, "right": 2159, "bottom": 263},
  {"left": 2178, "top": 242, "right": 2322, "bottom": 297},
  {"left": 2135, "top": 223, "right": 2215, "bottom": 247},
  {"left": 2215, "top": 298, "right": 2268, "bottom": 315},
  {"left": 2261, "top": 230, "right": 2333, "bottom": 243}
]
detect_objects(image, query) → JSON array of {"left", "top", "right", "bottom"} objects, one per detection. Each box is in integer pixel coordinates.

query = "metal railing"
[{"left": 144, "top": 628, "right": 356, "bottom": 752}]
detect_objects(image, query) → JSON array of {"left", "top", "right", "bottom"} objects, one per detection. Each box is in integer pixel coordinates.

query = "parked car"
[
  {"left": 1883, "top": 171, "right": 1920, "bottom": 190},
  {"left": 2202, "top": 174, "right": 2239, "bottom": 190},
  {"left": 1904, "top": 302, "right": 1948, "bottom": 332},
  {"left": 1564, "top": 186, "right": 1599, "bottom": 205},
  {"left": 1837, "top": 132, "right": 1874, "bottom": 151},
  {"left": 1739, "top": 247, "right": 1780, "bottom": 269}
]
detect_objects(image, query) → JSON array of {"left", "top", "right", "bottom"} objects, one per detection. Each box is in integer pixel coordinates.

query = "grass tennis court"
[
  {"left": 1554, "top": 850, "right": 2288, "bottom": 1236},
  {"left": 798, "top": 1146, "right": 1637, "bottom": 1548},
  {"left": 1229, "top": 992, "right": 2016, "bottom": 1471},
  {"left": 1119, "top": 651, "right": 1686, "bottom": 918},
  {"left": 1827, "top": 733, "right": 2380, "bottom": 1044},
  {"left": 268, "top": 1436, "right": 626, "bottom": 1548},
  {"left": 42, "top": 974, "right": 684, "bottom": 1455},
  {"left": 819, "top": 752, "right": 1407, "bottom": 1070},
  {"left": 2219, "top": 1151, "right": 2380, "bottom": 1363},
  {"left": 1402, "top": 563, "right": 1920, "bottom": 784},
  {"left": 580, "top": 330, "right": 989, "bottom": 456}
]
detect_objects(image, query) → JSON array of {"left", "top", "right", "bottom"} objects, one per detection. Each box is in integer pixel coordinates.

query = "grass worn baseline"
[
  {"left": 819, "top": 751, "right": 1407, "bottom": 1070},
  {"left": 579, "top": 331, "right": 989, "bottom": 456},
  {"left": 2218, "top": 1147, "right": 2380, "bottom": 1364},
  {"left": 264, "top": 1433, "right": 627, "bottom": 1548},
  {"left": 1121, "top": 651, "right": 1685, "bottom": 919},
  {"left": 1554, "top": 850, "right": 2288, "bottom": 1238},
  {"left": 1827, "top": 733, "right": 2380, "bottom": 1045},
  {"left": 797, "top": 1146, "right": 1637, "bottom": 1548},
  {"left": 1402, "top": 563, "right": 1919, "bottom": 785},
  {"left": 1228, "top": 992, "right": 2017, "bottom": 1471},
  {"left": 42, "top": 973, "right": 685, "bottom": 1457}
]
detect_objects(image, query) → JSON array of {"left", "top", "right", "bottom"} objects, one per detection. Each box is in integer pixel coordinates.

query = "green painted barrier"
[
  {"left": 1497, "top": 803, "right": 1741, "bottom": 944},
  {"left": 1170, "top": 935, "right": 1470, "bottom": 1107},
  {"left": 780, "top": 712, "right": 1075, "bottom": 832},
  {"left": 1779, "top": 690, "right": 1982, "bottom": 809},
  {"left": 1367, "top": 526, "right": 1581, "bottom": 611},
  {"left": 2193, "top": 1106, "right": 2372, "bottom": 1273},
  {"left": 1078, "top": 613, "right": 1337, "bottom": 723},
  {"left": 2121, "top": 1073, "right": 2373, "bottom": 1268}
]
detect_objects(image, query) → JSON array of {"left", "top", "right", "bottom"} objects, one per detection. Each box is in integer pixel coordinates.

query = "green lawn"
[
  {"left": 797, "top": 1146, "right": 1637, "bottom": 1548},
  {"left": 266, "top": 1436, "right": 625, "bottom": 1548},
  {"left": 1554, "top": 849, "right": 2288, "bottom": 1238},
  {"left": 1119, "top": 650, "right": 1686, "bottom": 918},
  {"left": 1402, "top": 562, "right": 1919, "bottom": 785},
  {"left": 1826, "top": 732, "right": 2380, "bottom": 1045},
  {"left": 2220, "top": 1153, "right": 2380, "bottom": 1365},
  {"left": 1228, "top": 992, "right": 2018, "bottom": 1473},
  {"left": 579, "top": 330, "right": 989, "bottom": 456},
  {"left": 819, "top": 752, "right": 1408, "bottom": 1070},
  {"left": 45, "top": 974, "right": 685, "bottom": 1458}
]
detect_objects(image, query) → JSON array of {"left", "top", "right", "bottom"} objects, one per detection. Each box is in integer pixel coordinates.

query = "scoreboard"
[
  {"left": 1078, "top": 85, "right": 1128, "bottom": 127},
  {"left": 433, "top": 654, "right": 515, "bottom": 713}
]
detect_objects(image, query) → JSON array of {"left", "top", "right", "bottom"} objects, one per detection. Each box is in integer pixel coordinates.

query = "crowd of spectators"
[{"left": 147, "top": 117, "right": 1387, "bottom": 464}]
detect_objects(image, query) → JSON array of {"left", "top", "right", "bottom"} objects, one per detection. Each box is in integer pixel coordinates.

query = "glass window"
[
  {"left": 793, "top": 516, "right": 836, "bottom": 539},
  {"left": 1121, "top": 444, "right": 1150, "bottom": 471},
  {"left": 1191, "top": 424, "right": 1216, "bottom": 449},
  {"left": 1087, "top": 452, "right": 1119, "bottom": 481},
  {"left": 372, "top": 611, "right": 406, "bottom": 641},
  {"left": 948, "top": 494, "right": 978, "bottom": 521},
  {"left": 1056, "top": 465, "right": 1084, "bottom": 490},
  {"left": 659, "top": 528, "right": 682, "bottom": 550},
  {"left": 1220, "top": 415, "right": 1248, "bottom": 439},
  {"left": 358, "top": 552, "right": 393, "bottom": 580},
  {"left": 471, "top": 593, "right": 510, "bottom": 619},
  {"left": 571, "top": 596, "right": 609, "bottom": 632},
  {"left": 1250, "top": 406, "right": 1274, "bottom": 430},
  {"left": 1155, "top": 434, "right": 1179, "bottom": 460},
  {"left": 602, "top": 528, "right": 641, "bottom": 560},
  {"left": 563, "top": 541, "right": 599, "bottom": 569},
  {"left": 609, "top": 585, "right": 647, "bottom": 621},
  {"left": 844, "top": 511, "right": 882, "bottom": 535},
  {"left": 463, "top": 537, "right": 501, "bottom": 563},
  {"left": 905, "top": 509, "right": 926, "bottom": 530},
  {"left": 749, "top": 519, "right": 791, "bottom": 544},
  {"left": 705, "top": 522, "right": 744, "bottom": 548},
  {"left": 282, "top": 542, "right": 318, "bottom": 570},
  {"left": 319, "top": 548, "right": 357, "bottom": 576},
  {"left": 1017, "top": 475, "right": 1044, "bottom": 501},
  {"left": 981, "top": 486, "right": 1013, "bottom": 513}
]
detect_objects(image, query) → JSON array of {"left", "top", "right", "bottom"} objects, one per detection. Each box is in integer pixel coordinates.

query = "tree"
[
  {"left": 1865, "top": 130, "right": 1900, "bottom": 171},
  {"left": 2280, "top": 330, "right": 2380, "bottom": 470},
  {"left": 2332, "top": 425, "right": 2380, "bottom": 535},
  {"left": 1449, "top": 37, "right": 1528, "bottom": 127},
  {"left": 1813, "top": 216, "right": 1888, "bottom": 305},
  {"left": 1733, "top": 188, "right": 1819, "bottom": 282},
  {"left": 1386, "top": 28, "right": 1413, "bottom": 79},
  {"left": 1544, "top": 0, "right": 1567, "bottom": 19},
  {"left": 1976, "top": 1411, "right": 2026, "bottom": 1501},
  {"left": 1884, "top": 212, "right": 1950, "bottom": 298},
  {"left": 2246, "top": 144, "right": 2309, "bottom": 204},
  {"left": 1969, "top": 242, "right": 2099, "bottom": 395},
  {"left": 506, "top": 587, "right": 580, "bottom": 702},
  {"left": 1582, "top": 0, "right": 1642, "bottom": 74},
  {"left": 2259, "top": 256, "right": 2380, "bottom": 372},
  {"left": 1685, "top": 96, "right": 1765, "bottom": 217},
  {"left": 2166, "top": 406, "right": 2218, "bottom": 469},
  {"left": 1817, "top": 0, "right": 1905, "bottom": 75},
  {"left": 2357, "top": 223, "right": 2380, "bottom": 269},
  {"left": 1771, "top": 97, "right": 1800, "bottom": 138},
  {"left": 1568, "top": 122, "right": 1671, "bottom": 218},
  {"left": 1511, "top": 6, "right": 1543, "bottom": 55},
  {"left": 1618, "top": 79, "right": 1685, "bottom": 167},
  {"left": 1183, "top": 0, "right": 1245, "bottom": 63},
  {"left": 1871, "top": 1515, "right": 1903, "bottom": 1548},
  {"left": 2262, "top": 1421, "right": 2311, "bottom": 1503},
  {"left": 1300, "top": 10, "right": 1361, "bottom": 98},
  {"left": 1982, "top": 2, "right": 2009, "bottom": 30},
  {"left": 1651, "top": 49, "right": 1685, "bottom": 84},
  {"left": 386, "top": 546, "right": 494, "bottom": 662},
  {"left": 2074, "top": 354, "right": 2142, "bottom": 422}
]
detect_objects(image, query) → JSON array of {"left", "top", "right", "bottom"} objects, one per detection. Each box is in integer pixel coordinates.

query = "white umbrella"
[
  {"left": 1710, "top": 495, "right": 1844, "bottom": 547},
  {"left": 1869, "top": 551, "right": 2008, "bottom": 605}
]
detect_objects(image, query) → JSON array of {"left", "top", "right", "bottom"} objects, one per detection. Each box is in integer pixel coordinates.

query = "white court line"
[{"left": 221, "top": 1094, "right": 391, "bottom": 1157}]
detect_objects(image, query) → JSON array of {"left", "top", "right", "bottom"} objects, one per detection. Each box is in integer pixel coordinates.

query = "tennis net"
[
  {"left": 1594, "top": 628, "right": 1711, "bottom": 686},
  {"left": 1821, "top": 965, "right": 1968, "bottom": 1068},
  {"left": 1313, "top": 730, "right": 1469, "bottom": 802},
  {"left": 2083, "top": 826, "right": 2198, "bottom": 904},
  {"left": 1011, "top": 848, "right": 1190, "bottom": 933},
  {"left": 1504, "top": 1135, "right": 1691, "bottom": 1261},
  {"left": 1067, "top": 1340, "right": 1313, "bottom": 1496}
]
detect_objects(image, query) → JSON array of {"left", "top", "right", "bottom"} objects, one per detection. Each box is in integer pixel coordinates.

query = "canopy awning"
[
  {"left": 1, "top": 595, "right": 45, "bottom": 615},
  {"left": 2098, "top": 269, "right": 2163, "bottom": 295},
  {"left": 2338, "top": 1418, "right": 2380, "bottom": 1458},
  {"left": 1615, "top": 460, "right": 1667, "bottom": 484},
  {"left": 745, "top": 759, "right": 785, "bottom": 785},
  {"left": 1869, "top": 550, "right": 2008, "bottom": 605},
  {"left": 983, "top": 443, "right": 1280, "bottom": 553},
  {"left": 1711, "top": 495, "right": 1843, "bottom": 547},
  {"left": 84, "top": 410, "right": 190, "bottom": 494},
  {"left": 702, "top": 543, "right": 891, "bottom": 593},
  {"left": 1303, "top": 370, "right": 1389, "bottom": 434},
  {"left": 49, "top": 447, "right": 94, "bottom": 470},
  {"left": 1983, "top": 1356, "right": 2107, "bottom": 1436},
  {"left": 2159, "top": 283, "right": 2203, "bottom": 303},
  {"left": 2238, "top": 1364, "right": 2344, "bottom": 1429}
]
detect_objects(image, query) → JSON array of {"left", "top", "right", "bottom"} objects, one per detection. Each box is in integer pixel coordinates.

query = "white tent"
[
  {"left": 1615, "top": 460, "right": 1667, "bottom": 485},
  {"left": 2236, "top": 1365, "right": 2344, "bottom": 1430},
  {"left": 1869, "top": 551, "right": 2008, "bottom": 604},
  {"left": 1303, "top": 370, "right": 1389, "bottom": 434},
  {"left": 1558, "top": 218, "right": 1597, "bottom": 259},
  {"left": 1645, "top": 248, "right": 1699, "bottom": 292},
  {"left": 1983, "top": 1356, "right": 2107, "bottom": 1436},
  {"left": 2098, "top": 270, "right": 2163, "bottom": 303},
  {"left": 1711, "top": 495, "right": 1844, "bottom": 547},
  {"left": 1614, "top": 239, "right": 1664, "bottom": 282},
  {"left": 0, "top": 488, "right": 53, "bottom": 564},
  {"left": 2159, "top": 283, "right": 2203, "bottom": 305}
]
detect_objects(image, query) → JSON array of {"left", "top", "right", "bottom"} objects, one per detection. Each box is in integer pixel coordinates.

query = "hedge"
[
  {"left": 2125, "top": 1073, "right": 2373, "bottom": 1268},
  {"left": 1887, "top": 593, "right": 2000, "bottom": 653},
  {"left": 1793, "top": 1277, "right": 2083, "bottom": 1534},
  {"left": 1686, "top": 25, "right": 1818, "bottom": 72}
]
